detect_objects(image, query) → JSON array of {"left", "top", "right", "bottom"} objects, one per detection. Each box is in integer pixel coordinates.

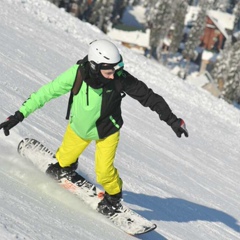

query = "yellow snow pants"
[{"left": 55, "top": 124, "right": 122, "bottom": 195}]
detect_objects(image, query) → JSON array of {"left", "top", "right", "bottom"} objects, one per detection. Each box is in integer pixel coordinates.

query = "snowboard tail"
[{"left": 17, "top": 138, "right": 157, "bottom": 235}]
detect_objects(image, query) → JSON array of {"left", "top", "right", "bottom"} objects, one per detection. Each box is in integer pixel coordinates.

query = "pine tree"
[
  {"left": 76, "top": 0, "right": 91, "bottom": 21},
  {"left": 112, "top": 0, "right": 129, "bottom": 26},
  {"left": 182, "top": 0, "right": 213, "bottom": 75},
  {"left": 221, "top": 40, "right": 240, "bottom": 103},
  {"left": 212, "top": 36, "right": 232, "bottom": 91},
  {"left": 145, "top": 0, "right": 174, "bottom": 60},
  {"left": 211, "top": 0, "right": 230, "bottom": 11},
  {"left": 88, "top": 0, "right": 115, "bottom": 33},
  {"left": 233, "top": 1, "right": 240, "bottom": 30},
  {"left": 182, "top": 1, "right": 210, "bottom": 60},
  {"left": 169, "top": 0, "right": 188, "bottom": 54}
]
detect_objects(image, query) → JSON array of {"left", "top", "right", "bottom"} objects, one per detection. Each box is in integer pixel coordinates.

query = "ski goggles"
[{"left": 99, "top": 58, "right": 124, "bottom": 77}]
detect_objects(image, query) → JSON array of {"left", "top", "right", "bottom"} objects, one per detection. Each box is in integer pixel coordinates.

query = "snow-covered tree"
[
  {"left": 74, "top": 0, "right": 91, "bottom": 20},
  {"left": 233, "top": 1, "right": 240, "bottom": 30},
  {"left": 88, "top": 0, "right": 115, "bottom": 33},
  {"left": 169, "top": 0, "right": 188, "bottom": 54},
  {"left": 112, "top": 0, "right": 129, "bottom": 26},
  {"left": 145, "top": 0, "right": 174, "bottom": 60},
  {"left": 129, "top": 0, "right": 141, "bottom": 5},
  {"left": 212, "top": 37, "right": 232, "bottom": 90},
  {"left": 221, "top": 40, "right": 240, "bottom": 103},
  {"left": 211, "top": 0, "right": 231, "bottom": 11},
  {"left": 49, "top": 0, "right": 65, "bottom": 7},
  {"left": 182, "top": 0, "right": 210, "bottom": 61}
]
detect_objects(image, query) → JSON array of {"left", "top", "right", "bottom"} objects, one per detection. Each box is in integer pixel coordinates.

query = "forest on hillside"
[{"left": 48, "top": 0, "right": 240, "bottom": 105}]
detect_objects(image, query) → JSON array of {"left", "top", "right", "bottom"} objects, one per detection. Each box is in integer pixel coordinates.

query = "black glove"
[
  {"left": 166, "top": 114, "right": 188, "bottom": 138},
  {"left": 170, "top": 118, "right": 188, "bottom": 138},
  {"left": 0, "top": 111, "right": 24, "bottom": 136}
]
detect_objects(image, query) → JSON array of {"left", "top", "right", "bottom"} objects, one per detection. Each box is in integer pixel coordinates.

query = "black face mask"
[
  {"left": 92, "top": 71, "right": 110, "bottom": 86},
  {"left": 84, "top": 55, "right": 124, "bottom": 88},
  {"left": 89, "top": 67, "right": 123, "bottom": 89},
  {"left": 82, "top": 63, "right": 108, "bottom": 89}
]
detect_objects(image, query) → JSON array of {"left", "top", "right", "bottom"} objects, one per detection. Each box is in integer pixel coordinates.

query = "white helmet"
[
  {"left": 88, "top": 39, "right": 121, "bottom": 64},
  {"left": 88, "top": 39, "right": 124, "bottom": 74}
]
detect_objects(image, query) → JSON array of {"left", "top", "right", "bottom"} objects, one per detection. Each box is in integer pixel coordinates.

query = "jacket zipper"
[{"left": 86, "top": 84, "right": 89, "bottom": 106}]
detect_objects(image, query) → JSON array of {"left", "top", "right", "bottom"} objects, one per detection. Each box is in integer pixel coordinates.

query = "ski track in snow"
[{"left": 0, "top": 0, "right": 240, "bottom": 239}]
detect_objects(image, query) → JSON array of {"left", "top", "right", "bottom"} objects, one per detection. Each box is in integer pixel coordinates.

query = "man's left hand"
[{"left": 170, "top": 118, "right": 188, "bottom": 138}]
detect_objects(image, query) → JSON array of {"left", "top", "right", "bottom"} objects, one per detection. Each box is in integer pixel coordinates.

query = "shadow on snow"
[{"left": 124, "top": 191, "right": 240, "bottom": 238}]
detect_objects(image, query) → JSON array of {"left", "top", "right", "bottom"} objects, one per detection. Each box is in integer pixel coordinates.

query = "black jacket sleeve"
[{"left": 121, "top": 71, "right": 177, "bottom": 123}]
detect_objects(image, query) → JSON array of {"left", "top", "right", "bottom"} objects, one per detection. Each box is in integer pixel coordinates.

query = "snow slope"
[{"left": 0, "top": 0, "right": 240, "bottom": 239}]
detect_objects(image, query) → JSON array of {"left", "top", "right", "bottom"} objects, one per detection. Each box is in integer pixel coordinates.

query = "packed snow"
[{"left": 0, "top": 0, "right": 240, "bottom": 239}]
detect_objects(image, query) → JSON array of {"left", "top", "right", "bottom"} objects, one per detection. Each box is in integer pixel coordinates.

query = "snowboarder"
[{"left": 0, "top": 39, "right": 188, "bottom": 216}]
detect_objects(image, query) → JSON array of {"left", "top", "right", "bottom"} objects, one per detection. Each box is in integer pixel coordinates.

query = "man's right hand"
[{"left": 0, "top": 111, "right": 24, "bottom": 136}]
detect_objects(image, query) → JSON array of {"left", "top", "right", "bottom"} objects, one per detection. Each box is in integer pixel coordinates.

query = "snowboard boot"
[
  {"left": 46, "top": 160, "right": 78, "bottom": 181},
  {"left": 97, "top": 191, "right": 123, "bottom": 216}
]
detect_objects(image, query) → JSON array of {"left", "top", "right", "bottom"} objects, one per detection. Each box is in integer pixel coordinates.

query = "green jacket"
[{"left": 19, "top": 61, "right": 175, "bottom": 140}]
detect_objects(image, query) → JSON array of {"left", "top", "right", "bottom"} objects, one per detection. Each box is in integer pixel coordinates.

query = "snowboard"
[{"left": 17, "top": 138, "right": 157, "bottom": 236}]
